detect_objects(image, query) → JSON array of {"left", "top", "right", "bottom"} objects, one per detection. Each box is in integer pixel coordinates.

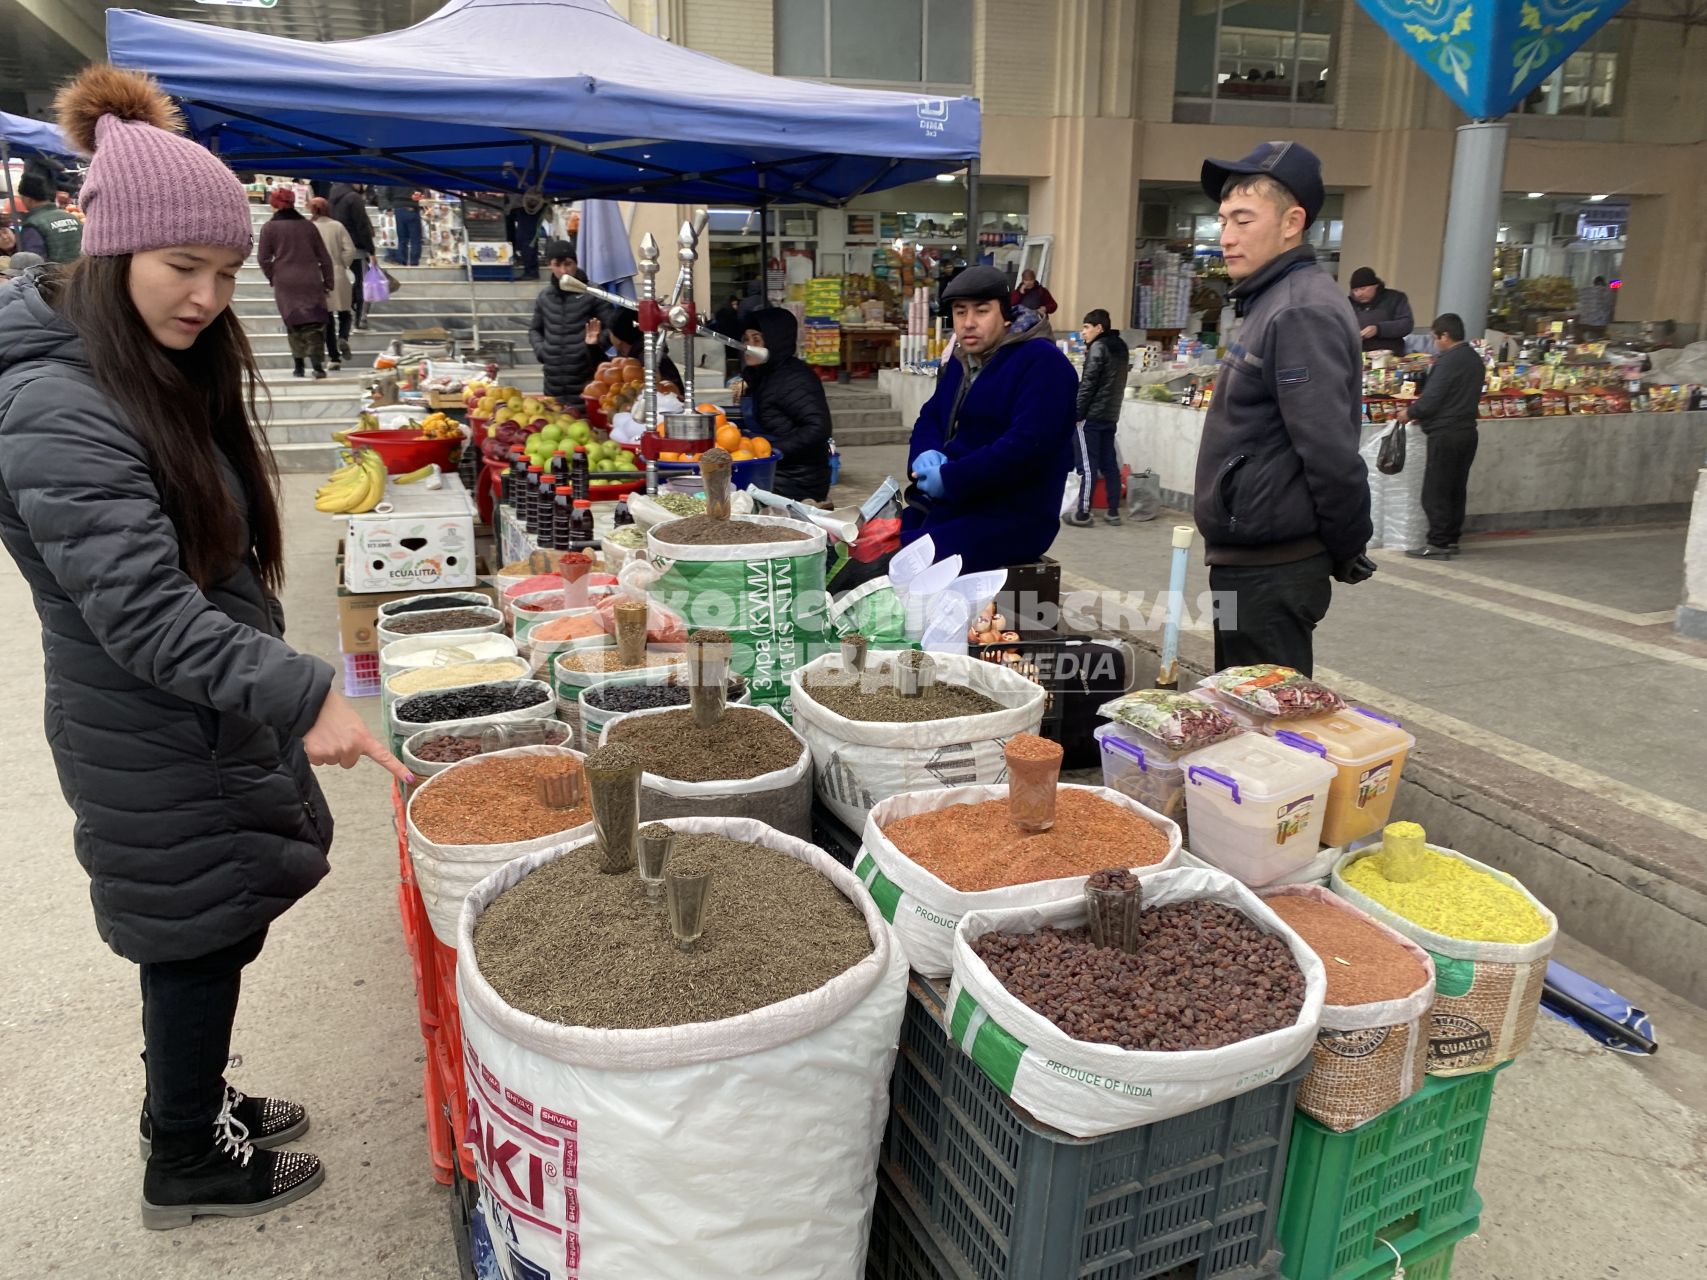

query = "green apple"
[
  {"left": 542, "top": 422, "right": 565, "bottom": 443},
  {"left": 568, "top": 421, "right": 593, "bottom": 445}
]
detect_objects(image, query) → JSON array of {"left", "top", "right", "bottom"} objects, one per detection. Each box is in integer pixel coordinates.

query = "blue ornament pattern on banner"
[{"left": 1356, "top": 0, "right": 1623, "bottom": 119}]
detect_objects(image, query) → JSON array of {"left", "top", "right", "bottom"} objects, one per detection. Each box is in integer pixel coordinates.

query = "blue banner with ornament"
[{"left": 1354, "top": 0, "right": 1627, "bottom": 120}]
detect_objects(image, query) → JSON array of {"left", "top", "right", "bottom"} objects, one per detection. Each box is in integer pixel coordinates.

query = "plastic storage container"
[
  {"left": 1183, "top": 734, "right": 1336, "bottom": 886},
  {"left": 885, "top": 975, "right": 1303, "bottom": 1280},
  {"left": 1272, "top": 709, "right": 1415, "bottom": 846},
  {"left": 1276, "top": 1067, "right": 1503, "bottom": 1280},
  {"left": 1094, "top": 721, "right": 1190, "bottom": 838}
]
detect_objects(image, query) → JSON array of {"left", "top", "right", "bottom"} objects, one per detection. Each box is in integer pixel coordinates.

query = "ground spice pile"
[
  {"left": 1264, "top": 896, "right": 1427, "bottom": 1004},
  {"left": 411, "top": 754, "right": 590, "bottom": 844},
  {"left": 530, "top": 613, "right": 607, "bottom": 643},
  {"left": 558, "top": 650, "right": 683, "bottom": 675},
  {"left": 802, "top": 676, "right": 1000, "bottom": 723},
  {"left": 381, "top": 608, "right": 496, "bottom": 636},
  {"left": 972, "top": 900, "right": 1305, "bottom": 1051},
  {"left": 1342, "top": 849, "right": 1549, "bottom": 944},
  {"left": 882, "top": 790, "right": 1169, "bottom": 891},
  {"left": 651, "top": 515, "right": 811, "bottom": 546},
  {"left": 606, "top": 706, "right": 802, "bottom": 781},
  {"left": 388, "top": 659, "right": 528, "bottom": 697},
  {"left": 472, "top": 833, "right": 872, "bottom": 1028},
  {"left": 585, "top": 678, "right": 745, "bottom": 714}
]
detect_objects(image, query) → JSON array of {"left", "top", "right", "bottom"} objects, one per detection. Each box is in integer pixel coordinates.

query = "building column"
[{"left": 1037, "top": 115, "right": 1141, "bottom": 330}]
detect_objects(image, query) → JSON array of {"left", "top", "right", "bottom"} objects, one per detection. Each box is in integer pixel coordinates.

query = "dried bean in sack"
[
  {"left": 379, "top": 606, "right": 502, "bottom": 638},
  {"left": 601, "top": 706, "right": 814, "bottom": 841},
  {"left": 453, "top": 816, "right": 906, "bottom": 1280},
  {"left": 405, "top": 745, "right": 592, "bottom": 947},
  {"left": 1262, "top": 887, "right": 1436, "bottom": 1131},
  {"left": 945, "top": 865, "right": 1325, "bottom": 1137},
  {"left": 789, "top": 651, "right": 1046, "bottom": 831},
  {"left": 1333, "top": 846, "right": 1556, "bottom": 1076},
  {"left": 854, "top": 783, "right": 1182, "bottom": 979}
]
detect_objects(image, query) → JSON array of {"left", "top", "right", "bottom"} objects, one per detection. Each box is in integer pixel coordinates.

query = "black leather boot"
[
  {"left": 140, "top": 1107, "right": 323, "bottom": 1230},
  {"left": 141, "top": 1084, "right": 309, "bottom": 1158}
]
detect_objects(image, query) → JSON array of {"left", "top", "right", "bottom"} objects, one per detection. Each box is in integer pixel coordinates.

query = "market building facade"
[{"left": 610, "top": 0, "right": 1707, "bottom": 341}]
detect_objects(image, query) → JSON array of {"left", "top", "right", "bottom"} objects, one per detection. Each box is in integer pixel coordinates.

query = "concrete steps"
[{"left": 824, "top": 384, "right": 910, "bottom": 446}]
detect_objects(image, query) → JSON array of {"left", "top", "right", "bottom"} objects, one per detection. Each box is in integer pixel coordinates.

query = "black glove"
[{"left": 1333, "top": 553, "right": 1377, "bottom": 585}]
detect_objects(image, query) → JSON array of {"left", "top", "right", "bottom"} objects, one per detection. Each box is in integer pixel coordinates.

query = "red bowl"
[
  {"left": 582, "top": 395, "right": 609, "bottom": 431},
  {"left": 356, "top": 429, "right": 462, "bottom": 475}
]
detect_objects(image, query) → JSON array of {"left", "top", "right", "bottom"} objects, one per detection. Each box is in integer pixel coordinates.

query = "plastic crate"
[
  {"left": 811, "top": 800, "right": 863, "bottom": 868},
  {"left": 886, "top": 976, "right": 1302, "bottom": 1280},
  {"left": 343, "top": 646, "right": 383, "bottom": 697},
  {"left": 1276, "top": 1070, "right": 1503, "bottom": 1280},
  {"left": 868, "top": 1168, "right": 962, "bottom": 1280},
  {"left": 1342, "top": 1193, "right": 1481, "bottom": 1280}
]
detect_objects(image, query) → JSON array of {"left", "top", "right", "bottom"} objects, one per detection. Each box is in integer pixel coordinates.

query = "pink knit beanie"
[{"left": 55, "top": 65, "right": 252, "bottom": 259}]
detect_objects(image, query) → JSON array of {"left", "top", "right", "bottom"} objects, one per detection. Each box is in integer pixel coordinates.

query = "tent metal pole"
[
  {"left": 965, "top": 157, "right": 979, "bottom": 266},
  {"left": 758, "top": 201, "right": 771, "bottom": 304},
  {"left": 1, "top": 142, "right": 13, "bottom": 233}
]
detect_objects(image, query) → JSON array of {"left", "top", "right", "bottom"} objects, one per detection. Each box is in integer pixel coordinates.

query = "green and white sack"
[
  {"left": 855, "top": 783, "right": 1182, "bottom": 979},
  {"left": 946, "top": 866, "right": 1325, "bottom": 1136},
  {"left": 406, "top": 743, "right": 591, "bottom": 946},
  {"left": 790, "top": 652, "right": 1046, "bottom": 830},
  {"left": 1332, "top": 846, "right": 1557, "bottom": 1076},
  {"left": 598, "top": 704, "right": 814, "bottom": 841},
  {"left": 647, "top": 515, "right": 827, "bottom": 716}
]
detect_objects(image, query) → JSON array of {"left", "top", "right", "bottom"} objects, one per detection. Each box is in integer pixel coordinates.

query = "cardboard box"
[
  {"left": 345, "top": 474, "right": 478, "bottom": 593},
  {"left": 334, "top": 558, "right": 496, "bottom": 654}
]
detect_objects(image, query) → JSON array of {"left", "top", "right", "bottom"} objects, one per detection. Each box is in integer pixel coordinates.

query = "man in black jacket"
[
  {"left": 329, "top": 183, "right": 376, "bottom": 328},
  {"left": 1398, "top": 313, "right": 1485, "bottom": 560},
  {"left": 743, "top": 307, "right": 832, "bottom": 501},
  {"left": 1349, "top": 267, "right": 1413, "bottom": 356},
  {"left": 1196, "top": 142, "right": 1373, "bottom": 675},
  {"left": 530, "top": 241, "right": 611, "bottom": 402},
  {"left": 1066, "top": 308, "right": 1130, "bottom": 528}
]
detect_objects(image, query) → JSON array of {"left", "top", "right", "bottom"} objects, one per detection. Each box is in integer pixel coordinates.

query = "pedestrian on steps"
[
  {"left": 0, "top": 64, "right": 411, "bottom": 1232},
  {"left": 328, "top": 181, "right": 375, "bottom": 328},
  {"left": 308, "top": 196, "right": 356, "bottom": 371},
  {"left": 1066, "top": 308, "right": 1131, "bottom": 527},
  {"left": 257, "top": 186, "right": 334, "bottom": 379}
]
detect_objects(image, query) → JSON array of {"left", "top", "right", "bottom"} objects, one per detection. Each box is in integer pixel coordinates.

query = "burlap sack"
[
  {"left": 1262, "top": 886, "right": 1435, "bottom": 1131},
  {"left": 1332, "top": 847, "right": 1556, "bottom": 1077}
]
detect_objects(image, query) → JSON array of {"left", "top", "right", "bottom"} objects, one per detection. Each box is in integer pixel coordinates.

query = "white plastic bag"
[
  {"left": 789, "top": 652, "right": 1046, "bottom": 830},
  {"left": 455, "top": 816, "right": 907, "bottom": 1280},
  {"left": 597, "top": 704, "right": 814, "bottom": 840},
  {"left": 856, "top": 783, "right": 1183, "bottom": 979},
  {"left": 946, "top": 866, "right": 1325, "bottom": 1136},
  {"left": 406, "top": 743, "right": 592, "bottom": 946},
  {"left": 1332, "top": 845, "right": 1557, "bottom": 1075}
]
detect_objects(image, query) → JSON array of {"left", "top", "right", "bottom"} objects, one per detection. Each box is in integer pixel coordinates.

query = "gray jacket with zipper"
[
  {"left": 0, "top": 272, "right": 336, "bottom": 963},
  {"left": 1194, "top": 245, "right": 1372, "bottom": 567}
]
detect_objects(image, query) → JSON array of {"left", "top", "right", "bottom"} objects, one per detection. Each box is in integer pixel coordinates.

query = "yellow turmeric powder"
[{"left": 1342, "top": 848, "right": 1549, "bottom": 944}]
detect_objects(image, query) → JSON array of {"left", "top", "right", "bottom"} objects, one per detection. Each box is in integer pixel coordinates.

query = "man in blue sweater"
[{"left": 902, "top": 266, "right": 1079, "bottom": 574}]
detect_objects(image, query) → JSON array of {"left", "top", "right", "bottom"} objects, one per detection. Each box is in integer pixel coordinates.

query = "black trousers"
[
  {"left": 1421, "top": 426, "right": 1479, "bottom": 549},
  {"left": 1075, "top": 419, "right": 1122, "bottom": 515},
  {"left": 140, "top": 927, "right": 268, "bottom": 1132},
  {"left": 324, "top": 309, "right": 351, "bottom": 359},
  {"left": 350, "top": 255, "right": 367, "bottom": 323},
  {"left": 1209, "top": 551, "right": 1334, "bottom": 676}
]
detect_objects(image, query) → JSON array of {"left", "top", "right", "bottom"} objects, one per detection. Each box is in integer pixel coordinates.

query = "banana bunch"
[{"left": 315, "top": 448, "right": 387, "bottom": 514}]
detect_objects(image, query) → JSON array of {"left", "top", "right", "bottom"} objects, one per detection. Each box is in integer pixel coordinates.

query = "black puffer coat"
[
  {"left": 530, "top": 280, "right": 611, "bottom": 401},
  {"left": 1076, "top": 329, "right": 1131, "bottom": 422},
  {"left": 0, "top": 273, "right": 336, "bottom": 964},
  {"left": 745, "top": 307, "right": 832, "bottom": 501}
]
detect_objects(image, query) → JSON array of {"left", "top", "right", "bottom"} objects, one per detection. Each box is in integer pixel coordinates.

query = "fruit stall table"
[{"left": 840, "top": 324, "right": 901, "bottom": 376}]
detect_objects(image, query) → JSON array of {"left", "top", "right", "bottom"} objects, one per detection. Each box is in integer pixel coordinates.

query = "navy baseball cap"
[{"left": 1201, "top": 141, "right": 1326, "bottom": 227}]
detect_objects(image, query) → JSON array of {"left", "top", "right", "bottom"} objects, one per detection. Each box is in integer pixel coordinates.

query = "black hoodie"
[{"left": 745, "top": 307, "right": 832, "bottom": 501}]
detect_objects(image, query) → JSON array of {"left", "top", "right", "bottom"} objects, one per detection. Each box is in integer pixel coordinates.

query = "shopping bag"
[
  {"left": 364, "top": 260, "right": 392, "bottom": 304},
  {"left": 1126, "top": 469, "right": 1161, "bottom": 521},
  {"left": 1376, "top": 420, "right": 1407, "bottom": 474},
  {"left": 383, "top": 268, "right": 402, "bottom": 296}
]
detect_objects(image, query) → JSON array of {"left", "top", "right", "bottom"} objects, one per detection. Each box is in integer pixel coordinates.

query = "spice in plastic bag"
[
  {"left": 1210, "top": 665, "right": 1345, "bottom": 719},
  {"left": 1099, "top": 689, "right": 1241, "bottom": 751}
]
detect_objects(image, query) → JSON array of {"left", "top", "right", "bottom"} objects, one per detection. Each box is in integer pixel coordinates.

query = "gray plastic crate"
[{"left": 885, "top": 976, "right": 1304, "bottom": 1280}]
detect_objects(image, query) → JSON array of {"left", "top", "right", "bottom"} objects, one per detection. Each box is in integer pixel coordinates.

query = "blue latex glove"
[{"left": 912, "top": 449, "right": 946, "bottom": 499}]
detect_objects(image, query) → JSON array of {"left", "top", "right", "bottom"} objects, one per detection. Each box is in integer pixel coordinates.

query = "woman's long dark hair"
[{"left": 49, "top": 255, "right": 285, "bottom": 593}]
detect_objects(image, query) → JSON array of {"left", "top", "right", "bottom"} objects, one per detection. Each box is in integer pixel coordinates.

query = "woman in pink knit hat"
[{"left": 0, "top": 66, "right": 411, "bottom": 1229}]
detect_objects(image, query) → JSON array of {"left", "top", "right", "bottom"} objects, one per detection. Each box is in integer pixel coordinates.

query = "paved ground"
[{"left": 0, "top": 460, "right": 1702, "bottom": 1278}]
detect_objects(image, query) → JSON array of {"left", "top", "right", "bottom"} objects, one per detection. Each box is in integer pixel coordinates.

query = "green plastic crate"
[
  {"left": 1276, "top": 1067, "right": 1503, "bottom": 1279},
  {"left": 1343, "top": 1193, "right": 1481, "bottom": 1280}
]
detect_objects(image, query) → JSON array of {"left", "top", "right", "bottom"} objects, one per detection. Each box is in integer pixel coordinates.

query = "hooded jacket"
[
  {"left": 1076, "top": 328, "right": 1131, "bottom": 422},
  {"left": 745, "top": 307, "right": 832, "bottom": 501},
  {"left": 1194, "top": 245, "right": 1372, "bottom": 566},
  {"left": 0, "top": 271, "right": 337, "bottom": 963},
  {"left": 901, "top": 314, "right": 1079, "bottom": 573}
]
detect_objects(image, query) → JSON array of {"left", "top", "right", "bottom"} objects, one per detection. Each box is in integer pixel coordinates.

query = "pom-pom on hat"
[{"left": 54, "top": 64, "right": 253, "bottom": 258}]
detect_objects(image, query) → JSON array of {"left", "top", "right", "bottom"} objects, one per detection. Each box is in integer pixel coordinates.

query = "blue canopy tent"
[
  {"left": 104, "top": 0, "right": 981, "bottom": 208},
  {"left": 2, "top": 111, "right": 80, "bottom": 231}
]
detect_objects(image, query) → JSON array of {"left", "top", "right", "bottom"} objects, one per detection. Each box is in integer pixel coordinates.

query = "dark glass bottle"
[
  {"left": 552, "top": 486, "right": 572, "bottom": 551},
  {"left": 570, "top": 498, "right": 595, "bottom": 546}
]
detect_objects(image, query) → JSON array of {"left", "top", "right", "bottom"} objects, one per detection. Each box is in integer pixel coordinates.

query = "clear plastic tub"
[
  {"left": 1273, "top": 709, "right": 1416, "bottom": 847},
  {"left": 1183, "top": 733, "right": 1336, "bottom": 886},
  {"left": 1093, "top": 722, "right": 1191, "bottom": 837}
]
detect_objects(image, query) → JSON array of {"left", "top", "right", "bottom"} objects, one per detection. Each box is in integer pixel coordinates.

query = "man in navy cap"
[{"left": 1194, "top": 141, "right": 1373, "bottom": 675}]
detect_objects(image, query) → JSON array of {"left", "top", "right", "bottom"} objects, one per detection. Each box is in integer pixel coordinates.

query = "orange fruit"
[
  {"left": 659, "top": 450, "right": 681, "bottom": 462},
  {"left": 731, "top": 448, "right": 754, "bottom": 461},
  {"left": 714, "top": 424, "right": 742, "bottom": 452},
  {"left": 584, "top": 380, "right": 608, "bottom": 397},
  {"left": 749, "top": 436, "right": 773, "bottom": 458},
  {"left": 714, "top": 413, "right": 729, "bottom": 430},
  {"left": 696, "top": 402, "right": 720, "bottom": 414}
]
